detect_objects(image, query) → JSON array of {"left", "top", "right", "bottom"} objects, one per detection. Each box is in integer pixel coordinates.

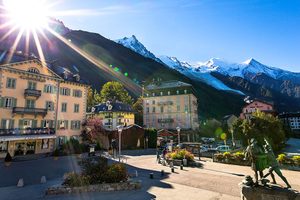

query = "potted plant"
[{"left": 4, "top": 152, "right": 12, "bottom": 166}]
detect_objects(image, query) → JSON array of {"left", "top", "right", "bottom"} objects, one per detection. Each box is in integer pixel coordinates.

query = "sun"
[{"left": 3, "top": 0, "right": 50, "bottom": 30}]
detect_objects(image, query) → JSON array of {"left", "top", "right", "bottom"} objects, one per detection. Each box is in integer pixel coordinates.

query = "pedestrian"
[{"left": 162, "top": 148, "right": 167, "bottom": 159}]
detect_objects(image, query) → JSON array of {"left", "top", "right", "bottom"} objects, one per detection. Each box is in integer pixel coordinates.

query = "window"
[
  {"left": 25, "top": 99, "right": 35, "bottom": 108},
  {"left": 152, "top": 93, "right": 155, "bottom": 97},
  {"left": 73, "top": 90, "right": 82, "bottom": 97},
  {"left": 58, "top": 120, "right": 68, "bottom": 129},
  {"left": 28, "top": 68, "right": 40, "bottom": 74},
  {"left": 184, "top": 105, "right": 188, "bottom": 112},
  {"left": 176, "top": 90, "right": 179, "bottom": 95},
  {"left": 27, "top": 81, "right": 37, "bottom": 90},
  {"left": 1, "top": 119, "right": 14, "bottom": 129},
  {"left": 152, "top": 107, "right": 156, "bottom": 113},
  {"left": 146, "top": 107, "right": 149, "bottom": 113},
  {"left": 6, "top": 78, "right": 16, "bottom": 89},
  {"left": 45, "top": 101, "right": 54, "bottom": 111},
  {"left": 71, "top": 121, "right": 81, "bottom": 130},
  {"left": 74, "top": 104, "right": 80, "bottom": 113},
  {"left": 152, "top": 100, "right": 155, "bottom": 105},
  {"left": 177, "top": 105, "right": 180, "bottom": 112},
  {"left": 60, "top": 87, "right": 70, "bottom": 96},
  {"left": 61, "top": 103, "right": 67, "bottom": 112},
  {"left": 4, "top": 97, "right": 14, "bottom": 108},
  {"left": 160, "top": 106, "right": 164, "bottom": 113},
  {"left": 184, "top": 89, "right": 187, "bottom": 94},
  {"left": 41, "top": 120, "right": 54, "bottom": 128},
  {"left": 146, "top": 100, "right": 150, "bottom": 105},
  {"left": 160, "top": 92, "right": 163, "bottom": 96},
  {"left": 44, "top": 84, "right": 57, "bottom": 93},
  {"left": 146, "top": 93, "right": 149, "bottom": 97}
]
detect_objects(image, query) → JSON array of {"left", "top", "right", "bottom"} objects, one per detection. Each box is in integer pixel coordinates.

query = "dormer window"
[
  {"left": 74, "top": 74, "right": 80, "bottom": 82},
  {"left": 63, "top": 72, "right": 68, "bottom": 80},
  {"left": 28, "top": 68, "right": 40, "bottom": 74}
]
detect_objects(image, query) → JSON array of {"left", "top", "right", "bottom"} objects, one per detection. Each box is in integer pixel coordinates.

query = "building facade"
[
  {"left": 87, "top": 101, "right": 135, "bottom": 131},
  {"left": 240, "top": 100, "right": 275, "bottom": 120},
  {"left": 278, "top": 112, "right": 300, "bottom": 135},
  {"left": 143, "top": 81, "right": 199, "bottom": 133},
  {"left": 0, "top": 59, "right": 89, "bottom": 157}
]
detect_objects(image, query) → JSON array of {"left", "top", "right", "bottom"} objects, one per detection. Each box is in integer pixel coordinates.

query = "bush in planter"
[
  {"left": 167, "top": 149, "right": 194, "bottom": 162},
  {"left": 81, "top": 157, "right": 109, "bottom": 184},
  {"left": 214, "top": 153, "right": 224, "bottom": 161},
  {"left": 233, "top": 151, "right": 245, "bottom": 161},
  {"left": 292, "top": 156, "right": 300, "bottom": 166},
  {"left": 63, "top": 172, "right": 89, "bottom": 187},
  {"left": 223, "top": 152, "right": 233, "bottom": 160},
  {"left": 5, "top": 152, "right": 12, "bottom": 162},
  {"left": 104, "top": 163, "right": 128, "bottom": 183}
]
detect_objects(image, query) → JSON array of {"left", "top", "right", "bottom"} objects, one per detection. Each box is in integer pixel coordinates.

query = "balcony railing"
[
  {"left": 158, "top": 118, "right": 174, "bottom": 123},
  {"left": 0, "top": 128, "right": 55, "bottom": 136},
  {"left": 13, "top": 107, "right": 48, "bottom": 116},
  {"left": 104, "top": 123, "right": 112, "bottom": 126},
  {"left": 24, "top": 89, "right": 42, "bottom": 98},
  {"left": 157, "top": 101, "right": 173, "bottom": 106}
]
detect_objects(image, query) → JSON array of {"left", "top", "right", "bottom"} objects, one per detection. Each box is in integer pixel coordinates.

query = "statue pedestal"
[{"left": 239, "top": 183, "right": 300, "bottom": 200}]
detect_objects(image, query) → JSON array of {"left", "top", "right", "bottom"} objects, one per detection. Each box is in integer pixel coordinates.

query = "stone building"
[
  {"left": 0, "top": 52, "right": 89, "bottom": 157},
  {"left": 143, "top": 80, "right": 199, "bottom": 141}
]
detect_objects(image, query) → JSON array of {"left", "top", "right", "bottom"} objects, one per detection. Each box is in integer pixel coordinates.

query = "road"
[{"left": 0, "top": 150, "right": 300, "bottom": 200}]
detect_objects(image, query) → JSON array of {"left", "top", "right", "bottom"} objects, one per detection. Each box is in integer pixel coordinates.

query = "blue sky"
[{"left": 56, "top": 0, "right": 300, "bottom": 72}]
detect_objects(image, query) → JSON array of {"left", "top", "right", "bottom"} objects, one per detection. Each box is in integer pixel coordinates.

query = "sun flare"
[{"left": 3, "top": 0, "right": 50, "bottom": 30}]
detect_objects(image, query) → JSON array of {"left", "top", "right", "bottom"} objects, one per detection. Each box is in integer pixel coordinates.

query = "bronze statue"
[
  {"left": 245, "top": 138, "right": 268, "bottom": 185},
  {"left": 263, "top": 138, "right": 291, "bottom": 188}
]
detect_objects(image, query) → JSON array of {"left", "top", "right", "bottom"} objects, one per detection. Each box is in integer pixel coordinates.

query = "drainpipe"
[{"left": 54, "top": 81, "right": 60, "bottom": 148}]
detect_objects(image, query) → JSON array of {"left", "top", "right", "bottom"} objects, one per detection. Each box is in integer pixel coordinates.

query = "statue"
[
  {"left": 245, "top": 138, "right": 268, "bottom": 185},
  {"left": 262, "top": 138, "right": 291, "bottom": 188}
]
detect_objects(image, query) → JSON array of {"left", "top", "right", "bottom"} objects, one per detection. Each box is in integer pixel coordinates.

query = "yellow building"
[
  {"left": 0, "top": 56, "right": 89, "bottom": 157},
  {"left": 87, "top": 101, "right": 135, "bottom": 130},
  {"left": 143, "top": 80, "right": 199, "bottom": 141}
]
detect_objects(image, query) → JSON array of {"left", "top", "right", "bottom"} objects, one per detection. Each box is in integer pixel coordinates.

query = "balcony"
[
  {"left": 13, "top": 107, "right": 48, "bottom": 116},
  {"left": 158, "top": 118, "right": 174, "bottom": 123},
  {"left": 0, "top": 128, "right": 55, "bottom": 136},
  {"left": 157, "top": 101, "right": 173, "bottom": 106},
  {"left": 24, "top": 89, "right": 42, "bottom": 98}
]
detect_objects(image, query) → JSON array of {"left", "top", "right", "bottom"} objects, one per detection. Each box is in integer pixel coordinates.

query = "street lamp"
[
  {"left": 176, "top": 126, "right": 181, "bottom": 145},
  {"left": 117, "top": 125, "right": 123, "bottom": 162}
]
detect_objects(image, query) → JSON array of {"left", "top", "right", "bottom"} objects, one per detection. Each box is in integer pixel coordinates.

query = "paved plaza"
[{"left": 0, "top": 150, "right": 300, "bottom": 200}]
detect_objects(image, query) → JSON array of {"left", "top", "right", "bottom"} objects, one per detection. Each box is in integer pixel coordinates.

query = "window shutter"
[
  {"left": 12, "top": 98, "right": 17, "bottom": 108},
  {"left": 67, "top": 89, "right": 71, "bottom": 96},
  {"left": 10, "top": 120, "right": 15, "bottom": 129},
  {"left": 19, "top": 119, "right": 24, "bottom": 128},
  {"left": 44, "top": 85, "right": 47, "bottom": 92},
  {"left": 41, "top": 120, "right": 45, "bottom": 127},
  {"left": 32, "top": 120, "right": 37, "bottom": 128},
  {"left": 59, "top": 88, "right": 63, "bottom": 95},
  {"left": 57, "top": 120, "right": 60, "bottom": 129},
  {"left": 53, "top": 86, "right": 57, "bottom": 94},
  {"left": 50, "top": 120, "right": 54, "bottom": 128},
  {"left": 0, "top": 97, "right": 3, "bottom": 108},
  {"left": 1, "top": 119, "right": 6, "bottom": 129},
  {"left": 65, "top": 120, "right": 68, "bottom": 129}
]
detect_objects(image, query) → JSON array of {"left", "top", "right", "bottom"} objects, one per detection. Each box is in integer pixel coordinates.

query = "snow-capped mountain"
[
  {"left": 158, "top": 56, "right": 245, "bottom": 95},
  {"left": 115, "top": 35, "right": 162, "bottom": 63},
  {"left": 116, "top": 35, "right": 300, "bottom": 98}
]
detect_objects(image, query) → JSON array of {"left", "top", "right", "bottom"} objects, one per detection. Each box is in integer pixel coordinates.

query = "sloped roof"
[{"left": 145, "top": 80, "right": 192, "bottom": 90}]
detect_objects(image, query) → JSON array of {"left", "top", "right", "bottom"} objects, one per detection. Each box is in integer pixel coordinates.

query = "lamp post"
[
  {"left": 117, "top": 125, "right": 123, "bottom": 162},
  {"left": 176, "top": 126, "right": 181, "bottom": 145}
]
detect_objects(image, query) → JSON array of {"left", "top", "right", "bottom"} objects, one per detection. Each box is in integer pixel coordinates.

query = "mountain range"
[{"left": 0, "top": 7, "right": 299, "bottom": 119}]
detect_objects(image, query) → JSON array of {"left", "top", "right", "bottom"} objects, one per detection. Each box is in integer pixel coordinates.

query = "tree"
[
  {"left": 86, "top": 88, "right": 101, "bottom": 111},
  {"left": 232, "top": 111, "right": 287, "bottom": 152},
  {"left": 133, "top": 97, "right": 143, "bottom": 126},
  {"left": 199, "top": 119, "right": 222, "bottom": 138},
  {"left": 99, "top": 81, "right": 133, "bottom": 105}
]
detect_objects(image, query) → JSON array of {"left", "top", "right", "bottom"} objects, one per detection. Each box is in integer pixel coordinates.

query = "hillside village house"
[
  {"left": 143, "top": 80, "right": 199, "bottom": 142},
  {"left": 0, "top": 54, "right": 89, "bottom": 157},
  {"left": 87, "top": 101, "right": 135, "bottom": 131},
  {"left": 240, "top": 100, "right": 275, "bottom": 120}
]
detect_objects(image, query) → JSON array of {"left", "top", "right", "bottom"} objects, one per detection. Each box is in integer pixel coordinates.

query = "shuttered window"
[
  {"left": 71, "top": 120, "right": 81, "bottom": 130},
  {"left": 6, "top": 78, "right": 16, "bottom": 89},
  {"left": 60, "top": 87, "right": 71, "bottom": 96},
  {"left": 0, "top": 97, "right": 17, "bottom": 108}
]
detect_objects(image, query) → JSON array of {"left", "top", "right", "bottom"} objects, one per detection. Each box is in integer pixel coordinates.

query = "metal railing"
[
  {"left": 0, "top": 128, "right": 55, "bottom": 136},
  {"left": 12, "top": 107, "right": 48, "bottom": 115},
  {"left": 24, "top": 89, "right": 42, "bottom": 98}
]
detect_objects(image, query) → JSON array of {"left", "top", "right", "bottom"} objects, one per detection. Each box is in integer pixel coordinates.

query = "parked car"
[
  {"left": 216, "top": 145, "right": 232, "bottom": 153},
  {"left": 200, "top": 146, "right": 208, "bottom": 153}
]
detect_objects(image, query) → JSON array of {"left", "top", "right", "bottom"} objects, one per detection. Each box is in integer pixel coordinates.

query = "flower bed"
[
  {"left": 213, "top": 152, "right": 250, "bottom": 166},
  {"left": 277, "top": 154, "right": 300, "bottom": 171},
  {"left": 166, "top": 149, "right": 194, "bottom": 162}
]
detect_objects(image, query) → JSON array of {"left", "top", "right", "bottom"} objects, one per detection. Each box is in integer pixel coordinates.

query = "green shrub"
[
  {"left": 63, "top": 172, "right": 89, "bottom": 187},
  {"left": 167, "top": 149, "right": 194, "bottom": 161},
  {"left": 81, "top": 157, "right": 108, "bottom": 184},
  {"left": 104, "top": 163, "right": 128, "bottom": 183},
  {"left": 223, "top": 152, "right": 232, "bottom": 160},
  {"left": 292, "top": 156, "right": 300, "bottom": 166},
  {"left": 62, "top": 138, "right": 83, "bottom": 155},
  {"left": 4, "top": 152, "right": 12, "bottom": 162}
]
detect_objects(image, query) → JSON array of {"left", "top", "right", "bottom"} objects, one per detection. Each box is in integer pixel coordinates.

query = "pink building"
[{"left": 240, "top": 100, "right": 275, "bottom": 120}]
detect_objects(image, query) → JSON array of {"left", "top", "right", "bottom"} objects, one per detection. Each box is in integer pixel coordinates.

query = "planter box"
[
  {"left": 279, "top": 164, "right": 300, "bottom": 172},
  {"left": 46, "top": 180, "right": 141, "bottom": 195}
]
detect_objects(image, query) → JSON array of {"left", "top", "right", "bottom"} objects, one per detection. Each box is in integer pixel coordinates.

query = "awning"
[{"left": 0, "top": 135, "right": 56, "bottom": 142}]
